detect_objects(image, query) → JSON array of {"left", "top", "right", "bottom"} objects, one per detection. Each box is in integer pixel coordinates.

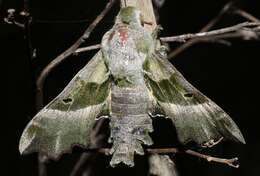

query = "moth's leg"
[
  {"left": 104, "top": 71, "right": 111, "bottom": 80},
  {"left": 202, "top": 137, "right": 224, "bottom": 148},
  {"left": 95, "top": 115, "right": 109, "bottom": 120},
  {"left": 142, "top": 70, "right": 152, "bottom": 76},
  {"left": 148, "top": 112, "right": 164, "bottom": 118}
]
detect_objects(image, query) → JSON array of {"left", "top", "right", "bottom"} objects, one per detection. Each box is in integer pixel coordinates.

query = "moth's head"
[{"left": 116, "top": 6, "right": 143, "bottom": 26}]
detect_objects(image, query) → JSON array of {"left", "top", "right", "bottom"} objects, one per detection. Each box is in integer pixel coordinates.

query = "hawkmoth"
[{"left": 19, "top": 6, "right": 245, "bottom": 167}]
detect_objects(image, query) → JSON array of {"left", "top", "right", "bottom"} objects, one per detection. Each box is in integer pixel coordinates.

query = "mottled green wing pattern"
[
  {"left": 143, "top": 53, "right": 245, "bottom": 146},
  {"left": 19, "top": 51, "right": 111, "bottom": 159}
]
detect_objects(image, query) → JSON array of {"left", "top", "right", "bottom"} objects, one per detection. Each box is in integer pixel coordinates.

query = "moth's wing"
[
  {"left": 143, "top": 53, "right": 245, "bottom": 146},
  {"left": 149, "top": 154, "right": 178, "bottom": 176},
  {"left": 19, "top": 51, "right": 111, "bottom": 159}
]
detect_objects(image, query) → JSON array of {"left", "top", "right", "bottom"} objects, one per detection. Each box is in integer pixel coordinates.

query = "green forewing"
[
  {"left": 144, "top": 53, "right": 245, "bottom": 146},
  {"left": 19, "top": 51, "right": 111, "bottom": 159}
]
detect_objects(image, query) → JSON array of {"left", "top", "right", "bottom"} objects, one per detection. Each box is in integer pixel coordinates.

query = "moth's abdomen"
[{"left": 109, "top": 85, "right": 153, "bottom": 167}]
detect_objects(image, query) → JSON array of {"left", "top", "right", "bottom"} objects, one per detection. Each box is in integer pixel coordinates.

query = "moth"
[{"left": 19, "top": 6, "right": 245, "bottom": 167}]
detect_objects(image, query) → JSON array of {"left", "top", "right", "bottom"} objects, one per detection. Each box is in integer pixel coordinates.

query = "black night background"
[{"left": 4, "top": 0, "right": 260, "bottom": 175}]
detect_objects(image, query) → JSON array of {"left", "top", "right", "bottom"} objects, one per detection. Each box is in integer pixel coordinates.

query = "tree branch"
[
  {"left": 75, "top": 22, "right": 260, "bottom": 54},
  {"left": 121, "top": 0, "right": 157, "bottom": 31},
  {"left": 167, "top": 1, "right": 234, "bottom": 59},
  {"left": 81, "top": 147, "right": 239, "bottom": 168},
  {"left": 184, "top": 150, "right": 239, "bottom": 168},
  {"left": 160, "top": 22, "right": 260, "bottom": 42}
]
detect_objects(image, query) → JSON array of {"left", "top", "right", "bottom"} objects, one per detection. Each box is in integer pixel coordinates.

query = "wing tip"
[
  {"left": 19, "top": 131, "right": 34, "bottom": 156},
  {"left": 18, "top": 142, "right": 27, "bottom": 155},
  {"left": 234, "top": 132, "right": 246, "bottom": 144}
]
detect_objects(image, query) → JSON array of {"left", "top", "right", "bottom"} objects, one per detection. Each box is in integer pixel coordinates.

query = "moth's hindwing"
[
  {"left": 19, "top": 51, "right": 111, "bottom": 159},
  {"left": 143, "top": 52, "right": 245, "bottom": 146}
]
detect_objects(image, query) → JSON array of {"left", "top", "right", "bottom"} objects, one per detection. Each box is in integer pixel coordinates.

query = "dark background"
[{"left": 4, "top": 0, "right": 260, "bottom": 175}]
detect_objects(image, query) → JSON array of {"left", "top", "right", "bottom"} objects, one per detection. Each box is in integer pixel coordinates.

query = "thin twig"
[
  {"left": 198, "top": 28, "right": 259, "bottom": 41},
  {"left": 199, "top": 2, "right": 234, "bottom": 33},
  {"left": 71, "top": 22, "right": 260, "bottom": 55},
  {"left": 234, "top": 9, "right": 260, "bottom": 23},
  {"left": 167, "top": 1, "right": 234, "bottom": 59},
  {"left": 184, "top": 150, "right": 239, "bottom": 168},
  {"left": 160, "top": 22, "right": 260, "bottom": 42},
  {"left": 35, "top": 0, "right": 116, "bottom": 108},
  {"left": 71, "top": 3, "right": 260, "bottom": 57},
  {"left": 74, "top": 44, "right": 101, "bottom": 54},
  {"left": 73, "top": 22, "right": 260, "bottom": 56},
  {"left": 82, "top": 148, "right": 239, "bottom": 168}
]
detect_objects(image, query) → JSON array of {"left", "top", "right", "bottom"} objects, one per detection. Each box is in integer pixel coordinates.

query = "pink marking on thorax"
[{"left": 118, "top": 28, "right": 128, "bottom": 46}]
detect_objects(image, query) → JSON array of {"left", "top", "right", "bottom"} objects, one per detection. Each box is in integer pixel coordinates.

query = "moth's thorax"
[{"left": 102, "top": 24, "right": 153, "bottom": 86}]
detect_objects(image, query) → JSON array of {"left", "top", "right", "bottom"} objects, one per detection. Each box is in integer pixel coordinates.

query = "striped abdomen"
[{"left": 109, "top": 84, "right": 153, "bottom": 166}]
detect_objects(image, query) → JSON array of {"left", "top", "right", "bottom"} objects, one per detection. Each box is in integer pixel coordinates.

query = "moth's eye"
[
  {"left": 184, "top": 93, "right": 193, "bottom": 98},
  {"left": 62, "top": 98, "right": 73, "bottom": 103}
]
